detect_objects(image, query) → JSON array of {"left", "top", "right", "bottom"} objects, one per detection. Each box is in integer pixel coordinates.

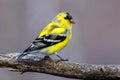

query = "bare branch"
[{"left": 0, "top": 53, "right": 120, "bottom": 80}]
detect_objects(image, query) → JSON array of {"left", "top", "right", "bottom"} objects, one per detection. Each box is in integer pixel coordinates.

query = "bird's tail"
[{"left": 14, "top": 52, "right": 29, "bottom": 61}]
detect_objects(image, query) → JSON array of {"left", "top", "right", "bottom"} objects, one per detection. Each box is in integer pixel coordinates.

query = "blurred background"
[{"left": 0, "top": 0, "right": 120, "bottom": 80}]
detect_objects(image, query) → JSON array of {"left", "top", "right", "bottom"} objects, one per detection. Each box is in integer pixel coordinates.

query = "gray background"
[{"left": 0, "top": 0, "right": 120, "bottom": 80}]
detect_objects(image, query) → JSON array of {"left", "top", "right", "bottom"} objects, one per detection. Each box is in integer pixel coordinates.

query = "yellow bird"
[{"left": 16, "top": 12, "right": 75, "bottom": 61}]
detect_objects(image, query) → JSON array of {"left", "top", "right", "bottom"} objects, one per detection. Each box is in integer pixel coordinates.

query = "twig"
[{"left": 0, "top": 52, "right": 119, "bottom": 80}]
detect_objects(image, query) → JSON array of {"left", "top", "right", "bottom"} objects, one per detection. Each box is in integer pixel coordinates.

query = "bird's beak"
[{"left": 70, "top": 19, "right": 75, "bottom": 24}]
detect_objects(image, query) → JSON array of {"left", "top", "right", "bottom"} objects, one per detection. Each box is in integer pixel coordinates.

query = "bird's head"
[{"left": 53, "top": 12, "right": 75, "bottom": 27}]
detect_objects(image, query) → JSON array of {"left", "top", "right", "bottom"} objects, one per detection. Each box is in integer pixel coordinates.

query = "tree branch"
[{"left": 0, "top": 53, "right": 120, "bottom": 80}]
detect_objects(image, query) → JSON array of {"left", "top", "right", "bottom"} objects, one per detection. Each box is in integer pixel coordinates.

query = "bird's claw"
[{"left": 55, "top": 58, "right": 69, "bottom": 63}]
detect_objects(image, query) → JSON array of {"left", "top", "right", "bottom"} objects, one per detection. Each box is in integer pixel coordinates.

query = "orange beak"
[{"left": 70, "top": 19, "right": 75, "bottom": 24}]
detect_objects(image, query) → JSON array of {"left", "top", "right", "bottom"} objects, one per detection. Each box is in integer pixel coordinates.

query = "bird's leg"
[{"left": 56, "top": 54, "right": 69, "bottom": 61}]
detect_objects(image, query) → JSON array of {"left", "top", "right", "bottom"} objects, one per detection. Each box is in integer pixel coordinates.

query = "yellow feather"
[
  {"left": 38, "top": 12, "right": 74, "bottom": 55},
  {"left": 16, "top": 12, "right": 74, "bottom": 61}
]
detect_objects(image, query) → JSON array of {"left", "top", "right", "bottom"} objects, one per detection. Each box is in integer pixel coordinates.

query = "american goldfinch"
[{"left": 16, "top": 12, "right": 75, "bottom": 61}]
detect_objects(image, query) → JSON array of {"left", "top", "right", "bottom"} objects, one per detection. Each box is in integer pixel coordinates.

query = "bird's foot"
[
  {"left": 56, "top": 54, "right": 69, "bottom": 61},
  {"left": 55, "top": 58, "right": 69, "bottom": 63},
  {"left": 55, "top": 54, "right": 69, "bottom": 63},
  {"left": 60, "top": 58, "right": 69, "bottom": 61}
]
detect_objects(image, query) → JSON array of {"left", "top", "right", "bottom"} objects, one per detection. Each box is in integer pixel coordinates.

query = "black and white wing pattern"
[{"left": 23, "top": 33, "right": 67, "bottom": 53}]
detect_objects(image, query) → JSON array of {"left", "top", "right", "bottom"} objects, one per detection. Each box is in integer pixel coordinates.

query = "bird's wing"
[{"left": 23, "top": 29, "right": 69, "bottom": 53}]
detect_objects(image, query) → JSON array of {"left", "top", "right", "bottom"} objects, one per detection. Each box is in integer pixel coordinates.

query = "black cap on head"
[
  {"left": 64, "top": 12, "right": 73, "bottom": 20},
  {"left": 64, "top": 12, "right": 75, "bottom": 24}
]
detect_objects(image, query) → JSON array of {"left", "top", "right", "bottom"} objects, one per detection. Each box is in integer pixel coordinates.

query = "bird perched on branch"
[{"left": 16, "top": 12, "right": 75, "bottom": 61}]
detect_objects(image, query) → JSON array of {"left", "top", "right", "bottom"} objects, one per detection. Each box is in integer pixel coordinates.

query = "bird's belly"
[{"left": 40, "top": 35, "right": 71, "bottom": 55}]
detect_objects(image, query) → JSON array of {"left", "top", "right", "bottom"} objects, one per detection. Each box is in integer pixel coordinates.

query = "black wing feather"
[{"left": 23, "top": 34, "right": 67, "bottom": 53}]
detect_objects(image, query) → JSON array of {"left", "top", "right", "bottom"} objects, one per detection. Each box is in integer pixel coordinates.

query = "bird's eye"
[
  {"left": 64, "top": 16, "right": 69, "bottom": 19},
  {"left": 64, "top": 12, "right": 72, "bottom": 20}
]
